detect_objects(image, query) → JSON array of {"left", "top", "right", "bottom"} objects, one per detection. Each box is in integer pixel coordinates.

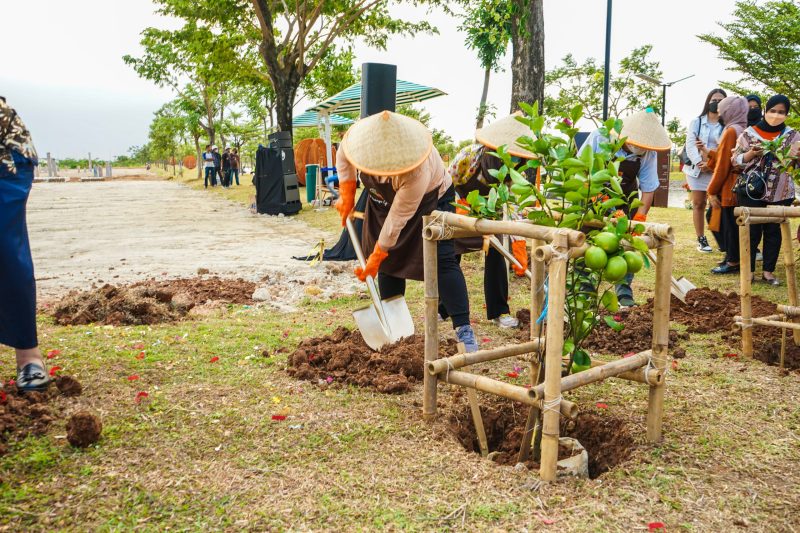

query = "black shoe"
[
  {"left": 618, "top": 295, "right": 636, "bottom": 308},
  {"left": 697, "top": 236, "right": 712, "bottom": 253},
  {"left": 16, "top": 362, "right": 52, "bottom": 393},
  {"left": 762, "top": 275, "right": 780, "bottom": 286},
  {"left": 711, "top": 264, "right": 739, "bottom": 274}
]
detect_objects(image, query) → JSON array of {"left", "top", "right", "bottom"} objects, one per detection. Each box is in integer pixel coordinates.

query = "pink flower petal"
[
  {"left": 648, "top": 522, "right": 666, "bottom": 531},
  {"left": 596, "top": 402, "right": 608, "bottom": 409}
]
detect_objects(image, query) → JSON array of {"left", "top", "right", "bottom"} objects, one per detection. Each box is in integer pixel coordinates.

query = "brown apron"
[
  {"left": 360, "top": 173, "right": 440, "bottom": 281},
  {"left": 618, "top": 158, "right": 641, "bottom": 217},
  {"left": 452, "top": 154, "right": 503, "bottom": 255}
]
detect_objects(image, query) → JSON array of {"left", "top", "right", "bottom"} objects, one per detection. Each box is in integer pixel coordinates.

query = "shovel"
[
  {"left": 345, "top": 217, "right": 415, "bottom": 350},
  {"left": 646, "top": 251, "right": 696, "bottom": 303},
  {"left": 488, "top": 236, "right": 532, "bottom": 280}
]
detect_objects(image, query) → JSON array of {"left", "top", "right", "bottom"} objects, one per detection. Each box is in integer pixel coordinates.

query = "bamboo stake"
[
  {"left": 777, "top": 305, "right": 800, "bottom": 317},
  {"left": 466, "top": 390, "right": 488, "bottom": 457},
  {"left": 422, "top": 223, "right": 484, "bottom": 241},
  {"left": 780, "top": 222, "right": 800, "bottom": 345},
  {"left": 529, "top": 351, "right": 652, "bottom": 399},
  {"left": 736, "top": 216, "right": 787, "bottom": 225},
  {"left": 647, "top": 233, "right": 673, "bottom": 443},
  {"left": 428, "top": 210, "right": 586, "bottom": 247},
  {"left": 735, "top": 316, "right": 800, "bottom": 331},
  {"left": 540, "top": 232, "right": 569, "bottom": 482},
  {"left": 441, "top": 370, "right": 538, "bottom": 404},
  {"left": 734, "top": 206, "right": 800, "bottom": 218},
  {"left": 422, "top": 216, "right": 439, "bottom": 420},
  {"left": 739, "top": 219, "right": 754, "bottom": 357},
  {"left": 589, "top": 359, "right": 664, "bottom": 385},
  {"left": 780, "top": 323, "right": 787, "bottom": 370},
  {"left": 427, "top": 340, "right": 541, "bottom": 375},
  {"left": 519, "top": 238, "right": 546, "bottom": 463},
  {"left": 533, "top": 243, "right": 590, "bottom": 262}
]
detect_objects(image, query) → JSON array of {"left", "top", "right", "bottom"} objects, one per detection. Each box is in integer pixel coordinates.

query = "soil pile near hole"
[
  {"left": 51, "top": 276, "right": 256, "bottom": 326},
  {"left": 447, "top": 396, "right": 638, "bottom": 478},
  {"left": 287, "top": 327, "right": 458, "bottom": 393},
  {"left": 723, "top": 326, "right": 800, "bottom": 371},
  {"left": 0, "top": 375, "right": 83, "bottom": 455},
  {"left": 66, "top": 411, "right": 102, "bottom": 447}
]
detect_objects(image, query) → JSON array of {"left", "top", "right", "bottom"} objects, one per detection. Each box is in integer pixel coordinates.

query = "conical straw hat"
[
  {"left": 619, "top": 109, "right": 671, "bottom": 151},
  {"left": 475, "top": 112, "right": 535, "bottom": 159},
  {"left": 340, "top": 111, "right": 432, "bottom": 176}
]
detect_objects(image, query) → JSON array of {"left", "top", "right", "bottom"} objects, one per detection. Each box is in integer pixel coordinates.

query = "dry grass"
[{"left": 1, "top": 186, "right": 799, "bottom": 531}]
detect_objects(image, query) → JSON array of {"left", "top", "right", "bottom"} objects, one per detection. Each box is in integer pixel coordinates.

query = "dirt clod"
[
  {"left": 55, "top": 375, "right": 83, "bottom": 397},
  {"left": 288, "top": 327, "right": 458, "bottom": 393},
  {"left": 51, "top": 276, "right": 256, "bottom": 325},
  {"left": 66, "top": 411, "right": 102, "bottom": 447}
]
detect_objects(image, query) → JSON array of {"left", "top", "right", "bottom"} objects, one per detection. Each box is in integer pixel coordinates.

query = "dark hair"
[
  {"left": 205, "top": 144, "right": 211, "bottom": 149},
  {"left": 765, "top": 94, "right": 791, "bottom": 114},
  {"left": 699, "top": 88, "right": 727, "bottom": 116}
]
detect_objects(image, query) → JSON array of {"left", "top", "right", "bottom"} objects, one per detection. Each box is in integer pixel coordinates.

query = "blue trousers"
[
  {"left": 204, "top": 166, "right": 216, "bottom": 187},
  {"left": 230, "top": 168, "right": 239, "bottom": 186},
  {"left": 0, "top": 152, "right": 38, "bottom": 349}
]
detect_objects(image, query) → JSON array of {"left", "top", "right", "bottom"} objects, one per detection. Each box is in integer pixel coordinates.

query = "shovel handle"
[{"left": 345, "top": 216, "right": 391, "bottom": 332}]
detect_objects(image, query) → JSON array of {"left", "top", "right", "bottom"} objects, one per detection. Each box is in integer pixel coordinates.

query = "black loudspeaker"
[
  {"left": 268, "top": 131, "right": 296, "bottom": 175},
  {"left": 254, "top": 144, "right": 301, "bottom": 216},
  {"left": 361, "top": 63, "right": 397, "bottom": 118}
]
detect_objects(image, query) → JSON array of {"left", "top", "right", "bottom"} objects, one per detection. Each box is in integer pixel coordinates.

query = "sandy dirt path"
[{"left": 27, "top": 181, "right": 356, "bottom": 307}]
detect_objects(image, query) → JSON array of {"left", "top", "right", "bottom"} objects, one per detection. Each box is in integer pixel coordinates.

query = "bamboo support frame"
[
  {"left": 589, "top": 359, "right": 663, "bottom": 385},
  {"left": 777, "top": 305, "right": 800, "bottom": 317},
  {"left": 422, "top": 216, "right": 439, "bottom": 420},
  {"left": 734, "top": 206, "right": 800, "bottom": 218},
  {"left": 427, "top": 340, "right": 541, "bottom": 375},
  {"left": 736, "top": 216, "right": 787, "bottom": 225},
  {"left": 647, "top": 234, "right": 673, "bottom": 442},
  {"left": 735, "top": 316, "right": 800, "bottom": 331},
  {"left": 780, "top": 222, "right": 800, "bottom": 344},
  {"left": 427, "top": 210, "right": 586, "bottom": 247},
  {"left": 738, "top": 222, "right": 754, "bottom": 357},
  {"left": 466, "top": 388, "right": 489, "bottom": 457}
]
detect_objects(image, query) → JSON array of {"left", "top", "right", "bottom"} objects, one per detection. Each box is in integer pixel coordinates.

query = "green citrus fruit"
[
  {"left": 584, "top": 246, "right": 608, "bottom": 271},
  {"left": 623, "top": 250, "right": 644, "bottom": 274},
  {"left": 603, "top": 256, "right": 628, "bottom": 282},
  {"left": 571, "top": 361, "right": 592, "bottom": 374},
  {"left": 594, "top": 232, "right": 620, "bottom": 254}
]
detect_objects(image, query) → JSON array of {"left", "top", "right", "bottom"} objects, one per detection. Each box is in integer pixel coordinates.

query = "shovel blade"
[{"left": 352, "top": 295, "right": 415, "bottom": 351}]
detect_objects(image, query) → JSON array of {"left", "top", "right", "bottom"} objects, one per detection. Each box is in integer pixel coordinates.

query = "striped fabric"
[
  {"left": 306, "top": 80, "right": 446, "bottom": 115},
  {"left": 292, "top": 111, "right": 354, "bottom": 127}
]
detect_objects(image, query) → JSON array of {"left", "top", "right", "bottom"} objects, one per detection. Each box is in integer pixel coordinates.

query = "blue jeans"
[
  {"left": 230, "top": 168, "right": 239, "bottom": 186},
  {"left": 615, "top": 273, "right": 634, "bottom": 302},
  {"left": 204, "top": 166, "right": 216, "bottom": 187},
  {"left": 325, "top": 175, "right": 339, "bottom": 199}
]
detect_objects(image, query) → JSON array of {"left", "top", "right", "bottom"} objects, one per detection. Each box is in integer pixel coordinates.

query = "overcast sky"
[{"left": 3, "top": 0, "right": 740, "bottom": 159}]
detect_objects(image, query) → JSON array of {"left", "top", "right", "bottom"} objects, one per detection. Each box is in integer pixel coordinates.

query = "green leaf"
[
  {"left": 615, "top": 215, "right": 629, "bottom": 236},
  {"left": 573, "top": 348, "right": 591, "bottom": 367},
  {"left": 565, "top": 191, "right": 584, "bottom": 204},
  {"left": 487, "top": 187, "right": 498, "bottom": 212},
  {"left": 604, "top": 315, "right": 625, "bottom": 332},
  {"left": 562, "top": 338, "right": 575, "bottom": 357},
  {"left": 601, "top": 290, "right": 619, "bottom": 312},
  {"left": 600, "top": 197, "right": 625, "bottom": 211},
  {"left": 564, "top": 178, "right": 584, "bottom": 190},
  {"left": 632, "top": 237, "right": 650, "bottom": 254}
]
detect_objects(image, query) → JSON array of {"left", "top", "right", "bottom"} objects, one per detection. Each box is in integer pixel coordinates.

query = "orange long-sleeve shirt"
[{"left": 706, "top": 128, "right": 739, "bottom": 207}]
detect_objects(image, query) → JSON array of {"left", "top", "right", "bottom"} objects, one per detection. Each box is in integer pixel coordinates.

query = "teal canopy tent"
[
  {"left": 292, "top": 111, "right": 354, "bottom": 128},
  {"left": 304, "top": 79, "right": 447, "bottom": 169}
]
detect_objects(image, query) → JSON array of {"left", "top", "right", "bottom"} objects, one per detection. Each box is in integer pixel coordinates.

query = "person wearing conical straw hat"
[
  {"left": 335, "top": 110, "right": 480, "bottom": 352},
  {"left": 441, "top": 112, "right": 536, "bottom": 329},
  {"left": 581, "top": 108, "right": 671, "bottom": 307}
]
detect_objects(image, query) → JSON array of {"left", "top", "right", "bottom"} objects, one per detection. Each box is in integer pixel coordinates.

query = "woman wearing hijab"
[
  {"left": 685, "top": 88, "right": 726, "bottom": 252},
  {"left": 0, "top": 97, "right": 51, "bottom": 392},
  {"left": 335, "top": 111, "right": 479, "bottom": 351},
  {"left": 746, "top": 95, "right": 763, "bottom": 127},
  {"left": 707, "top": 96, "right": 748, "bottom": 274},
  {"left": 731, "top": 94, "right": 800, "bottom": 285}
]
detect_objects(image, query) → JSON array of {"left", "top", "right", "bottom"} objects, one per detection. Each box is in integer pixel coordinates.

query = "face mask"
[
  {"left": 708, "top": 101, "right": 719, "bottom": 113},
  {"left": 765, "top": 111, "right": 786, "bottom": 127},
  {"left": 747, "top": 108, "right": 762, "bottom": 124},
  {"left": 627, "top": 145, "right": 646, "bottom": 156}
]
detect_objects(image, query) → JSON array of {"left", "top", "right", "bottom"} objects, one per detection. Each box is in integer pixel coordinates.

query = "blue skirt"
[{"left": 0, "top": 151, "right": 37, "bottom": 349}]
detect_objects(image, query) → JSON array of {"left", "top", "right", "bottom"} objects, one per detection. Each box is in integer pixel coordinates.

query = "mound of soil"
[
  {"left": 51, "top": 276, "right": 256, "bottom": 326},
  {"left": 287, "top": 327, "right": 458, "bottom": 393},
  {"left": 447, "top": 396, "right": 638, "bottom": 478},
  {"left": 723, "top": 326, "right": 800, "bottom": 371},
  {"left": 66, "top": 411, "right": 102, "bottom": 447},
  {"left": 0, "top": 375, "right": 83, "bottom": 455}
]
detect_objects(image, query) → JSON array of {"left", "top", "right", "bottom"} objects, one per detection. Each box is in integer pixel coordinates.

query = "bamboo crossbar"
[
  {"left": 589, "top": 359, "right": 663, "bottom": 385},
  {"left": 529, "top": 350, "right": 652, "bottom": 400},
  {"left": 734, "top": 206, "right": 800, "bottom": 219},
  {"left": 427, "top": 340, "right": 541, "bottom": 375},
  {"left": 736, "top": 216, "right": 787, "bottom": 225},
  {"left": 735, "top": 316, "right": 800, "bottom": 331},
  {"left": 778, "top": 305, "right": 800, "bottom": 317},
  {"left": 422, "top": 224, "right": 485, "bottom": 240},
  {"left": 533, "top": 243, "right": 590, "bottom": 262},
  {"left": 426, "top": 210, "right": 585, "bottom": 246}
]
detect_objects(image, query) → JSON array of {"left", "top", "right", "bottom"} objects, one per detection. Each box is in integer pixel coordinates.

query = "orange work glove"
[
  {"left": 335, "top": 180, "right": 357, "bottom": 226},
  {"left": 511, "top": 240, "right": 528, "bottom": 276},
  {"left": 355, "top": 244, "right": 389, "bottom": 281},
  {"left": 632, "top": 212, "right": 647, "bottom": 223}
]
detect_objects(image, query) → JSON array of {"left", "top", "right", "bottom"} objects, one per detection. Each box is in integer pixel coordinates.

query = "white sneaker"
[
  {"left": 697, "top": 236, "right": 712, "bottom": 253},
  {"left": 492, "top": 313, "right": 520, "bottom": 328}
]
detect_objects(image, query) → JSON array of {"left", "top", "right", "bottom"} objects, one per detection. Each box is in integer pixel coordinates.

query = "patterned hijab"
[
  {"left": 0, "top": 98, "right": 38, "bottom": 174},
  {"left": 718, "top": 96, "right": 748, "bottom": 138}
]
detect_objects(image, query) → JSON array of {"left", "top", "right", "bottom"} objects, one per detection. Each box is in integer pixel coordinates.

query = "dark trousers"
[
  {"left": 737, "top": 193, "right": 793, "bottom": 272},
  {"left": 222, "top": 168, "right": 231, "bottom": 187},
  {"left": 438, "top": 246, "right": 509, "bottom": 321},
  {"left": 379, "top": 189, "right": 471, "bottom": 328},
  {"left": 719, "top": 206, "right": 740, "bottom": 264},
  {"left": 0, "top": 152, "right": 38, "bottom": 349},
  {"left": 204, "top": 166, "right": 216, "bottom": 187},
  {"left": 230, "top": 168, "right": 239, "bottom": 186}
]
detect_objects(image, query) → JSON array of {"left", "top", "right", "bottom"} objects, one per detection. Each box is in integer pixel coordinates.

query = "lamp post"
[
  {"left": 602, "top": 0, "right": 613, "bottom": 121},
  {"left": 635, "top": 73, "right": 695, "bottom": 126}
]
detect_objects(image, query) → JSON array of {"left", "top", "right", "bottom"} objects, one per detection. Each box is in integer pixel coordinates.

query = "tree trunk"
[
  {"left": 510, "top": 0, "right": 545, "bottom": 113},
  {"left": 194, "top": 134, "right": 202, "bottom": 180},
  {"left": 476, "top": 66, "right": 492, "bottom": 129}
]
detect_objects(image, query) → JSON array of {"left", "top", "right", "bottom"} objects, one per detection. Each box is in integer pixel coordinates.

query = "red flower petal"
[
  {"left": 648, "top": 522, "right": 666, "bottom": 531},
  {"left": 135, "top": 351, "right": 145, "bottom": 360},
  {"left": 0, "top": 391, "right": 6, "bottom": 403},
  {"left": 671, "top": 360, "right": 679, "bottom": 371},
  {"left": 135, "top": 391, "right": 149, "bottom": 404},
  {"left": 613, "top": 315, "right": 622, "bottom": 321},
  {"left": 46, "top": 349, "right": 61, "bottom": 359},
  {"left": 506, "top": 372, "right": 519, "bottom": 378},
  {"left": 7, "top": 379, "right": 15, "bottom": 386},
  {"left": 724, "top": 352, "right": 738, "bottom": 358},
  {"left": 127, "top": 375, "right": 139, "bottom": 381},
  {"left": 49, "top": 366, "right": 62, "bottom": 377},
  {"left": 209, "top": 356, "right": 220, "bottom": 363},
  {"left": 481, "top": 337, "right": 491, "bottom": 343},
  {"left": 596, "top": 402, "right": 609, "bottom": 409},
  {"left": 271, "top": 414, "right": 287, "bottom": 421},
  {"left": 133, "top": 342, "right": 145, "bottom": 350}
]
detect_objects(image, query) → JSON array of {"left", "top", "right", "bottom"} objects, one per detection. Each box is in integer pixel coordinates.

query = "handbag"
[
  {"left": 678, "top": 116, "right": 703, "bottom": 167},
  {"left": 733, "top": 152, "right": 773, "bottom": 201}
]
